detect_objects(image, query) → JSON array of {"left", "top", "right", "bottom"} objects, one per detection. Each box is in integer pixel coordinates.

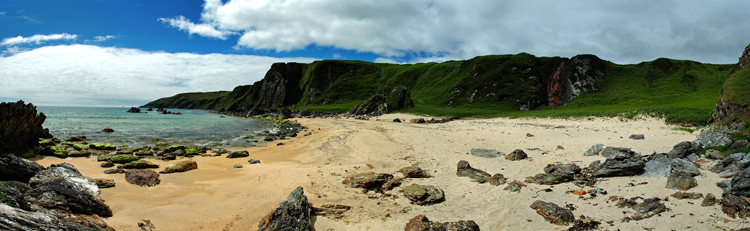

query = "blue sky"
[{"left": 2, "top": 0, "right": 750, "bottom": 106}]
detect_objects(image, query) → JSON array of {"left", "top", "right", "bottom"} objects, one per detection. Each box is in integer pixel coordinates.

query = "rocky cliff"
[
  {"left": 0, "top": 101, "right": 51, "bottom": 156},
  {"left": 709, "top": 43, "right": 750, "bottom": 129}
]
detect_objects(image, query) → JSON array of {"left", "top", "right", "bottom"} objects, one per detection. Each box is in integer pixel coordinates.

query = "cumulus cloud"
[
  {"left": 158, "top": 16, "right": 233, "bottom": 40},
  {"left": 87, "top": 35, "right": 117, "bottom": 42},
  {"left": 163, "top": 0, "right": 750, "bottom": 64},
  {"left": 0, "top": 45, "right": 316, "bottom": 106},
  {"left": 1, "top": 33, "right": 78, "bottom": 46}
]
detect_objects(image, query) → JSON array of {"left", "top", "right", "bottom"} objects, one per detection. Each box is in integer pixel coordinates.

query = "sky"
[{"left": 1, "top": 0, "right": 749, "bottom": 107}]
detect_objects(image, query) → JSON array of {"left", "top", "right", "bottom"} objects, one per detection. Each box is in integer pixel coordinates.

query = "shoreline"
[{"left": 33, "top": 114, "right": 744, "bottom": 230}]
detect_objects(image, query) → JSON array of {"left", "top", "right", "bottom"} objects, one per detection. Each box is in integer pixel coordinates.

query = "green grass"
[{"left": 0, "top": 189, "right": 11, "bottom": 207}]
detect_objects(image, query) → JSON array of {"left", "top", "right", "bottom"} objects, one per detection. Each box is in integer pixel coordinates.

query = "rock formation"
[
  {"left": 258, "top": 186, "right": 312, "bottom": 231},
  {"left": 0, "top": 100, "right": 51, "bottom": 156},
  {"left": 709, "top": 42, "right": 750, "bottom": 129},
  {"left": 546, "top": 55, "right": 606, "bottom": 108},
  {"left": 348, "top": 86, "right": 415, "bottom": 116}
]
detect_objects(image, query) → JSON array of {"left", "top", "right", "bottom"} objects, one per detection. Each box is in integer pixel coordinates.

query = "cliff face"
[
  {"left": 546, "top": 55, "right": 605, "bottom": 108},
  {"left": 0, "top": 100, "right": 51, "bottom": 156},
  {"left": 710, "top": 43, "right": 750, "bottom": 129}
]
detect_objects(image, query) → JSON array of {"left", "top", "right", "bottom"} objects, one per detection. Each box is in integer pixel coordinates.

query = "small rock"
[
  {"left": 233, "top": 164, "right": 244, "bottom": 168},
  {"left": 505, "top": 149, "right": 527, "bottom": 161},
  {"left": 398, "top": 166, "right": 432, "bottom": 178},
  {"left": 670, "top": 192, "right": 703, "bottom": 199},
  {"left": 226, "top": 150, "right": 250, "bottom": 158},
  {"left": 584, "top": 144, "right": 605, "bottom": 156},
  {"left": 530, "top": 200, "right": 574, "bottom": 225},
  {"left": 393, "top": 118, "right": 401, "bottom": 123},
  {"left": 488, "top": 174, "right": 507, "bottom": 186},
  {"left": 404, "top": 215, "right": 479, "bottom": 231},
  {"left": 248, "top": 159, "right": 261, "bottom": 164},
  {"left": 526, "top": 133, "right": 534, "bottom": 137},
  {"left": 456, "top": 160, "right": 491, "bottom": 183},
  {"left": 402, "top": 184, "right": 445, "bottom": 205},
  {"left": 94, "top": 178, "right": 116, "bottom": 188},
  {"left": 629, "top": 134, "right": 645, "bottom": 140},
  {"left": 702, "top": 193, "right": 717, "bottom": 206},
  {"left": 125, "top": 170, "right": 160, "bottom": 187},
  {"left": 104, "top": 169, "right": 127, "bottom": 174},
  {"left": 504, "top": 181, "right": 525, "bottom": 192},
  {"left": 630, "top": 198, "right": 667, "bottom": 220},
  {"left": 665, "top": 171, "right": 697, "bottom": 190},
  {"left": 469, "top": 148, "right": 504, "bottom": 158},
  {"left": 342, "top": 172, "right": 393, "bottom": 190},
  {"left": 556, "top": 145, "right": 564, "bottom": 150}
]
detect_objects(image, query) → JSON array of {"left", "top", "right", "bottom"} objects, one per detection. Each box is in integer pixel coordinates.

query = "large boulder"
[
  {"left": 348, "top": 85, "right": 415, "bottom": 116},
  {"left": 592, "top": 149, "right": 645, "bottom": 177},
  {"left": 164, "top": 159, "right": 198, "bottom": 173},
  {"left": 402, "top": 184, "right": 445, "bottom": 205},
  {"left": 530, "top": 200, "right": 574, "bottom": 225},
  {"left": 125, "top": 170, "right": 160, "bottom": 187},
  {"left": 25, "top": 163, "right": 112, "bottom": 217},
  {"left": 0, "top": 204, "right": 111, "bottom": 231},
  {"left": 667, "top": 141, "right": 702, "bottom": 159},
  {"left": 404, "top": 215, "right": 480, "bottom": 231},
  {"left": 0, "top": 181, "right": 31, "bottom": 211},
  {"left": 0, "top": 100, "right": 51, "bottom": 156},
  {"left": 456, "top": 160, "right": 491, "bottom": 183},
  {"left": 258, "top": 186, "right": 312, "bottom": 231},
  {"left": 0, "top": 154, "right": 44, "bottom": 182}
]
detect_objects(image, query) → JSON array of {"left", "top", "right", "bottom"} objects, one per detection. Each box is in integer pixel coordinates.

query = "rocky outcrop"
[
  {"left": 404, "top": 215, "right": 480, "bottom": 231},
  {"left": 0, "top": 100, "right": 51, "bottom": 156},
  {"left": 0, "top": 154, "right": 44, "bottom": 182},
  {"left": 349, "top": 86, "right": 415, "bottom": 116},
  {"left": 258, "top": 186, "right": 312, "bottom": 231},
  {"left": 709, "top": 43, "right": 750, "bottom": 129},
  {"left": 26, "top": 163, "right": 112, "bottom": 217},
  {"left": 592, "top": 149, "right": 645, "bottom": 177},
  {"left": 546, "top": 55, "right": 606, "bottom": 108},
  {"left": 0, "top": 204, "right": 110, "bottom": 231},
  {"left": 126, "top": 107, "right": 141, "bottom": 113}
]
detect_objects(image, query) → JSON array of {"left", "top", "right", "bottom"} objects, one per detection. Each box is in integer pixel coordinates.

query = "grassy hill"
[{"left": 143, "top": 54, "right": 732, "bottom": 126}]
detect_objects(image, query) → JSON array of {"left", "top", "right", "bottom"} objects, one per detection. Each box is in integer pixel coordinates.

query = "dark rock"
[
  {"left": 729, "top": 168, "right": 750, "bottom": 197},
  {"left": 0, "top": 204, "right": 112, "bottom": 231},
  {"left": 164, "top": 159, "right": 197, "bottom": 173},
  {"left": 227, "top": 150, "right": 249, "bottom": 158},
  {"left": 488, "top": 174, "right": 507, "bottom": 186},
  {"left": 94, "top": 178, "right": 115, "bottom": 188},
  {"left": 545, "top": 55, "right": 606, "bottom": 109},
  {"left": 600, "top": 147, "right": 633, "bottom": 158},
  {"left": 544, "top": 163, "right": 581, "bottom": 174},
  {"left": 470, "top": 148, "right": 504, "bottom": 158},
  {"left": 721, "top": 193, "right": 750, "bottom": 218},
  {"left": 629, "top": 134, "right": 645, "bottom": 140},
  {"left": 456, "top": 160, "right": 491, "bottom": 183},
  {"left": 505, "top": 149, "right": 527, "bottom": 161},
  {"left": 402, "top": 184, "right": 445, "bottom": 205},
  {"left": 630, "top": 198, "right": 667, "bottom": 220},
  {"left": 526, "top": 133, "right": 534, "bottom": 137},
  {"left": 248, "top": 159, "right": 261, "bottom": 164},
  {"left": 119, "top": 160, "right": 159, "bottom": 169},
  {"left": 89, "top": 143, "right": 116, "bottom": 150},
  {"left": 0, "top": 181, "right": 31, "bottom": 210},
  {"left": 588, "top": 160, "right": 601, "bottom": 169},
  {"left": 665, "top": 171, "right": 697, "bottom": 190},
  {"left": 348, "top": 85, "right": 415, "bottom": 116},
  {"left": 100, "top": 162, "right": 114, "bottom": 168},
  {"left": 162, "top": 154, "right": 176, "bottom": 160},
  {"left": 710, "top": 153, "right": 750, "bottom": 178},
  {"left": 729, "top": 140, "right": 750, "bottom": 154},
  {"left": 404, "top": 214, "right": 480, "bottom": 231},
  {"left": 592, "top": 149, "right": 645, "bottom": 177},
  {"left": 103, "top": 169, "right": 127, "bottom": 174},
  {"left": 233, "top": 164, "right": 243, "bottom": 168},
  {"left": 342, "top": 172, "right": 393, "bottom": 190},
  {"left": 530, "top": 200, "right": 574, "bottom": 225},
  {"left": 718, "top": 180, "right": 732, "bottom": 192},
  {"left": 702, "top": 193, "right": 717, "bottom": 206},
  {"left": 526, "top": 163, "right": 580, "bottom": 185},
  {"left": 398, "top": 166, "right": 432, "bottom": 178},
  {"left": 0, "top": 100, "right": 51, "bottom": 156},
  {"left": 101, "top": 127, "right": 115, "bottom": 133},
  {"left": 258, "top": 186, "right": 312, "bottom": 231},
  {"left": 125, "top": 170, "right": 160, "bottom": 187},
  {"left": 0, "top": 153, "right": 44, "bottom": 182},
  {"left": 642, "top": 158, "right": 700, "bottom": 178},
  {"left": 670, "top": 192, "right": 703, "bottom": 199},
  {"left": 667, "top": 141, "right": 702, "bottom": 159},
  {"left": 583, "top": 144, "right": 604, "bottom": 156},
  {"left": 126, "top": 107, "right": 141, "bottom": 113},
  {"left": 393, "top": 118, "right": 401, "bottom": 123},
  {"left": 65, "top": 136, "right": 87, "bottom": 142},
  {"left": 26, "top": 163, "right": 112, "bottom": 217},
  {"left": 670, "top": 158, "right": 700, "bottom": 176}
]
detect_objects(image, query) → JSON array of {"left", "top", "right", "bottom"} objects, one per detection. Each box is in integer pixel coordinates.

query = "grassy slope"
[{"left": 143, "top": 91, "right": 229, "bottom": 109}]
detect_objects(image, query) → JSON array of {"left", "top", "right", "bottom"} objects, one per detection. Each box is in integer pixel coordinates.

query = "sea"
[{"left": 36, "top": 106, "right": 272, "bottom": 147}]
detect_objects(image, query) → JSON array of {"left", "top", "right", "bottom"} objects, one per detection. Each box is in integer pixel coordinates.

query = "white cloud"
[
  {"left": 164, "top": 0, "right": 750, "bottom": 64},
  {"left": 373, "top": 57, "right": 398, "bottom": 64},
  {"left": 87, "top": 35, "right": 117, "bottom": 42},
  {"left": 158, "top": 16, "right": 233, "bottom": 40},
  {"left": 0, "top": 45, "right": 317, "bottom": 106},
  {"left": 1, "top": 33, "right": 78, "bottom": 46}
]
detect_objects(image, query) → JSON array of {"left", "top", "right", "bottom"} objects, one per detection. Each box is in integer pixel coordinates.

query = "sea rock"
[
  {"left": 89, "top": 143, "right": 116, "bottom": 150},
  {"left": 0, "top": 100, "right": 51, "bottom": 156},
  {"left": 702, "top": 193, "right": 718, "bottom": 206},
  {"left": 165, "top": 145, "right": 186, "bottom": 153},
  {"left": 125, "top": 170, "right": 160, "bottom": 187},
  {"left": 404, "top": 215, "right": 480, "bottom": 231},
  {"left": 402, "top": 184, "right": 445, "bottom": 205},
  {"left": 101, "top": 127, "right": 115, "bottom": 133},
  {"left": 258, "top": 186, "right": 312, "bottom": 231},
  {"left": 488, "top": 174, "right": 507, "bottom": 186},
  {"left": 592, "top": 149, "right": 645, "bottom": 177},
  {"left": 248, "top": 159, "right": 261, "bottom": 164},
  {"left": 164, "top": 159, "right": 198, "bottom": 173},
  {"left": 226, "top": 150, "right": 250, "bottom": 158},
  {"left": 0, "top": 181, "right": 31, "bottom": 210},
  {"left": 26, "top": 163, "right": 112, "bottom": 217},
  {"left": 0, "top": 204, "right": 113, "bottom": 231},
  {"left": 584, "top": 144, "right": 605, "bottom": 156},
  {"left": 41, "top": 146, "right": 68, "bottom": 158},
  {"left": 530, "top": 200, "right": 574, "bottom": 225},
  {"left": 629, "top": 134, "right": 645, "bottom": 140},
  {"left": 470, "top": 148, "right": 504, "bottom": 158},
  {"left": 667, "top": 141, "right": 702, "bottom": 159},
  {"left": 65, "top": 136, "right": 87, "bottom": 142},
  {"left": 505, "top": 149, "right": 528, "bottom": 161},
  {"left": 119, "top": 160, "right": 159, "bottom": 169},
  {"left": 665, "top": 171, "right": 697, "bottom": 190},
  {"left": 456, "top": 160, "right": 491, "bottom": 183},
  {"left": 126, "top": 107, "right": 141, "bottom": 113},
  {"left": 398, "top": 166, "right": 432, "bottom": 178},
  {"left": 342, "top": 172, "right": 393, "bottom": 190},
  {"left": 0, "top": 153, "right": 44, "bottom": 182},
  {"left": 94, "top": 178, "right": 115, "bottom": 188}
]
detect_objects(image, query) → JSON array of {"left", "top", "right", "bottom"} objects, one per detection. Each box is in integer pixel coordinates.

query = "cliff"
[{"left": 710, "top": 43, "right": 750, "bottom": 129}]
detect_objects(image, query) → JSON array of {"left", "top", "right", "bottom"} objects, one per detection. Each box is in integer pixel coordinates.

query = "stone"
[
  {"left": 164, "top": 159, "right": 198, "bottom": 173},
  {"left": 404, "top": 215, "right": 480, "bottom": 231},
  {"left": 702, "top": 193, "right": 718, "bottom": 206},
  {"left": 381, "top": 177, "right": 403, "bottom": 191},
  {"left": 312, "top": 204, "right": 351, "bottom": 217},
  {"left": 100, "top": 162, "right": 114, "bottom": 168},
  {"left": 710, "top": 153, "right": 750, "bottom": 178},
  {"left": 488, "top": 174, "right": 507, "bottom": 186},
  {"left": 65, "top": 136, "right": 87, "bottom": 142},
  {"left": 708, "top": 151, "right": 725, "bottom": 159},
  {"left": 667, "top": 141, "right": 702, "bottom": 159},
  {"left": 393, "top": 118, "right": 401, "bottom": 123},
  {"left": 601, "top": 147, "right": 633, "bottom": 158},
  {"left": 544, "top": 163, "right": 581, "bottom": 174},
  {"left": 342, "top": 172, "right": 394, "bottom": 190},
  {"left": 729, "top": 140, "right": 750, "bottom": 154},
  {"left": 584, "top": 144, "right": 605, "bottom": 156},
  {"left": 103, "top": 169, "right": 127, "bottom": 174},
  {"left": 729, "top": 168, "right": 750, "bottom": 197},
  {"left": 670, "top": 192, "right": 703, "bottom": 199},
  {"left": 456, "top": 160, "right": 491, "bottom": 183},
  {"left": 504, "top": 181, "right": 525, "bottom": 192},
  {"left": 398, "top": 166, "right": 432, "bottom": 178},
  {"left": 402, "top": 184, "right": 445, "bottom": 205},
  {"left": 165, "top": 145, "right": 186, "bottom": 152},
  {"left": 687, "top": 153, "right": 700, "bottom": 162},
  {"left": 233, "top": 164, "right": 243, "bottom": 168},
  {"left": 592, "top": 150, "right": 645, "bottom": 177},
  {"left": 526, "top": 133, "right": 535, "bottom": 137},
  {"left": 119, "top": 160, "right": 159, "bottom": 169},
  {"left": 0, "top": 100, "right": 51, "bottom": 156},
  {"left": 126, "top": 107, "right": 141, "bottom": 113},
  {"left": 588, "top": 160, "right": 601, "bottom": 169},
  {"left": 670, "top": 158, "right": 700, "bottom": 176},
  {"left": 530, "top": 200, "right": 574, "bottom": 225},
  {"left": 470, "top": 148, "right": 504, "bottom": 158},
  {"left": 94, "top": 178, "right": 115, "bottom": 188},
  {"left": 0, "top": 204, "right": 114, "bottom": 231},
  {"left": 26, "top": 163, "right": 112, "bottom": 217},
  {"left": 0, "top": 181, "right": 31, "bottom": 210},
  {"left": 630, "top": 198, "right": 667, "bottom": 220},
  {"left": 629, "top": 134, "right": 645, "bottom": 140},
  {"left": 101, "top": 127, "right": 115, "bottom": 133},
  {"left": 505, "top": 149, "right": 527, "bottom": 161},
  {"left": 665, "top": 171, "right": 697, "bottom": 190},
  {"left": 721, "top": 193, "right": 750, "bottom": 218},
  {"left": 0, "top": 153, "right": 44, "bottom": 182},
  {"left": 526, "top": 163, "right": 580, "bottom": 184},
  {"left": 248, "top": 159, "right": 261, "bottom": 164},
  {"left": 258, "top": 186, "right": 312, "bottom": 231},
  {"left": 125, "top": 170, "right": 160, "bottom": 187},
  {"left": 226, "top": 150, "right": 250, "bottom": 158},
  {"left": 89, "top": 143, "right": 115, "bottom": 150}
]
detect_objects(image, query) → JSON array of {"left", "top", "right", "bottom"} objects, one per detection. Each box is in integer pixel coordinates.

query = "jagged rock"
[
  {"left": 258, "top": 186, "right": 312, "bottom": 231},
  {"left": 710, "top": 153, "right": 750, "bottom": 178},
  {"left": 226, "top": 150, "right": 249, "bottom": 158},
  {"left": 404, "top": 214, "right": 480, "bottom": 231},
  {"left": 94, "top": 179, "right": 115, "bottom": 188},
  {"left": 164, "top": 159, "right": 198, "bottom": 173},
  {"left": 470, "top": 148, "right": 504, "bottom": 158},
  {"left": 0, "top": 154, "right": 44, "bottom": 182},
  {"left": 505, "top": 149, "right": 527, "bottom": 161},
  {"left": 0, "top": 204, "right": 113, "bottom": 231},
  {"left": 530, "top": 200, "right": 574, "bottom": 225},
  {"left": 398, "top": 166, "right": 432, "bottom": 178},
  {"left": 348, "top": 86, "right": 415, "bottom": 116},
  {"left": 721, "top": 193, "right": 750, "bottom": 218},
  {"left": 125, "top": 170, "right": 160, "bottom": 187},
  {"left": 702, "top": 193, "right": 718, "bottom": 206},
  {"left": 584, "top": 144, "right": 605, "bottom": 156},
  {"left": 248, "top": 159, "right": 261, "bottom": 164},
  {"left": 0, "top": 100, "right": 51, "bottom": 156},
  {"left": 26, "top": 163, "right": 112, "bottom": 217},
  {"left": 642, "top": 158, "right": 696, "bottom": 178},
  {"left": 667, "top": 141, "right": 702, "bottom": 159},
  {"left": 665, "top": 171, "right": 697, "bottom": 190},
  {"left": 342, "top": 172, "right": 394, "bottom": 190},
  {"left": 456, "top": 160, "right": 491, "bottom": 183},
  {"left": 630, "top": 198, "right": 667, "bottom": 220},
  {"left": 601, "top": 147, "right": 633, "bottom": 158},
  {"left": 119, "top": 160, "right": 159, "bottom": 169},
  {"left": 126, "top": 107, "right": 141, "bottom": 113},
  {"left": 402, "top": 184, "right": 445, "bottom": 205},
  {"left": 629, "top": 134, "right": 645, "bottom": 140},
  {"left": 0, "top": 181, "right": 31, "bottom": 210},
  {"left": 592, "top": 150, "right": 645, "bottom": 177},
  {"left": 526, "top": 163, "right": 581, "bottom": 185},
  {"left": 488, "top": 174, "right": 507, "bottom": 186},
  {"left": 670, "top": 192, "right": 703, "bottom": 199}
]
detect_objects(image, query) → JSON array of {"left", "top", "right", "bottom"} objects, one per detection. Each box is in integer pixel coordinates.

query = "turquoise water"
[{"left": 37, "top": 106, "right": 271, "bottom": 147}]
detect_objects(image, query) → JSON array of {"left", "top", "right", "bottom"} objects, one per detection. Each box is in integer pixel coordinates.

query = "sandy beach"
[{"left": 35, "top": 114, "right": 748, "bottom": 230}]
